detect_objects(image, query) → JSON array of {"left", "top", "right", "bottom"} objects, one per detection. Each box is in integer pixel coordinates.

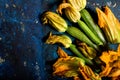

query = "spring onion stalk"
[
  {"left": 57, "top": 3, "right": 104, "bottom": 46},
  {"left": 45, "top": 32, "right": 93, "bottom": 65},
  {"left": 41, "top": 11, "right": 99, "bottom": 50},
  {"left": 80, "top": 9, "right": 106, "bottom": 44}
]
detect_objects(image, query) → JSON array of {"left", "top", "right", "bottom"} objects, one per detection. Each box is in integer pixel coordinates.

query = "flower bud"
[
  {"left": 45, "top": 32, "right": 72, "bottom": 48},
  {"left": 41, "top": 11, "right": 68, "bottom": 32},
  {"left": 53, "top": 47, "right": 85, "bottom": 79},
  {"left": 96, "top": 6, "right": 120, "bottom": 43},
  {"left": 64, "top": 0, "right": 87, "bottom": 11},
  {"left": 57, "top": 3, "right": 81, "bottom": 23},
  {"left": 77, "top": 43, "right": 96, "bottom": 60}
]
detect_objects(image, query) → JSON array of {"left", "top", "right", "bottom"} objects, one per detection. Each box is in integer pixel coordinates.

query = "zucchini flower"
[
  {"left": 41, "top": 11, "right": 68, "bottom": 32},
  {"left": 99, "top": 44, "right": 120, "bottom": 78},
  {"left": 46, "top": 32, "right": 72, "bottom": 48},
  {"left": 46, "top": 32, "right": 93, "bottom": 65},
  {"left": 53, "top": 47, "right": 100, "bottom": 80},
  {"left": 41, "top": 11, "right": 99, "bottom": 50},
  {"left": 63, "top": 0, "right": 87, "bottom": 11},
  {"left": 56, "top": 3, "right": 81, "bottom": 23},
  {"left": 79, "top": 64, "right": 101, "bottom": 80},
  {"left": 77, "top": 42, "right": 97, "bottom": 60},
  {"left": 57, "top": 3, "right": 103, "bottom": 46},
  {"left": 53, "top": 47, "right": 85, "bottom": 79},
  {"left": 96, "top": 6, "right": 120, "bottom": 43}
]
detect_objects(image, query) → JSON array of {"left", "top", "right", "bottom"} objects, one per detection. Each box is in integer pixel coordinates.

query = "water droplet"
[
  {"left": 0, "top": 57, "right": 5, "bottom": 64},
  {"left": 12, "top": 4, "right": 16, "bottom": 8},
  {"left": 5, "top": 3, "right": 9, "bottom": 8},
  {"left": 24, "top": 61, "right": 27, "bottom": 66},
  {"left": 0, "top": 37, "right": 2, "bottom": 41}
]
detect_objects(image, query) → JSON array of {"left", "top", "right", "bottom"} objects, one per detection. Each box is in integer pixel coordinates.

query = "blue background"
[{"left": 0, "top": 0, "right": 120, "bottom": 80}]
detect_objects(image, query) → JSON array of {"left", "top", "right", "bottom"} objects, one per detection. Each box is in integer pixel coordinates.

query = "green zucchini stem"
[
  {"left": 77, "top": 20, "right": 103, "bottom": 45},
  {"left": 70, "top": 44, "right": 93, "bottom": 65},
  {"left": 66, "top": 26, "right": 99, "bottom": 50},
  {"left": 80, "top": 9, "right": 106, "bottom": 44}
]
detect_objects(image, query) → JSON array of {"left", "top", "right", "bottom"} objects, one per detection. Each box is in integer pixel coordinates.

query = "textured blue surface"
[{"left": 0, "top": 0, "right": 120, "bottom": 80}]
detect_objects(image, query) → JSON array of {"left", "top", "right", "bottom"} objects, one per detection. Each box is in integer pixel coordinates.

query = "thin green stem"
[
  {"left": 80, "top": 9, "right": 106, "bottom": 44},
  {"left": 66, "top": 26, "right": 99, "bottom": 50},
  {"left": 77, "top": 20, "right": 103, "bottom": 45},
  {"left": 69, "top": 44, "right": 93, "bottom": 65}
]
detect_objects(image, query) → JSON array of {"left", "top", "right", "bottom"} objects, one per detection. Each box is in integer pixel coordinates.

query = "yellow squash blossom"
[
  {"left": 41, "top": 11, "right": 68, "bottom": 32},
  {"left": 77, "top": 42, "right": 97, "bottom": 60},
  {"left": 99, "top": 45, "right": 120, "bottom": 78},
  {"left": 63, "top": 0, "right": 87, "bottom": 11},
  {"left": 53, "top": 47, "right": 100, "bottom": 80},
  {"left": 46, "top": 32, "right": 72, "bottom": 48},
  {"left": 79, "top": 64, "right": 101, "bottom": 80},
  {"left": 53, "top": 47, "right": 85, "bottom": 79},
  {"left": 96, "top": 6, "right": 120, "bottom": 43},
  {"left": 57, "top": 3, "right": 81, "bottom": 23},
  {"left": 45, "top": 32, "right": 94, "bottom": 65},
  {"left": 57, "top": 3, "right": 103, "bottom": 46}
]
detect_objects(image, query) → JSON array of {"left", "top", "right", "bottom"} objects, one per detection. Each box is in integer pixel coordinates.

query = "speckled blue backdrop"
[{"left": 0, "top": 0, "right": 120, "bottom": 80}]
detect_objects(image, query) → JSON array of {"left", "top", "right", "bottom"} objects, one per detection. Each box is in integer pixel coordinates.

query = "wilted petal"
[
  {"left": 77, "top": 43, "right": 96, "bottom": 60},
  {"left": 74, "top": 76, "right": 81, "bottom": 80},
  {"left": 99, "top": 64, "right": 112, "bottom": 77},
  {"left": 64, "top": 0, "right": 86, "bottom": 11},
  {"left": 41, "top": 11, "right": 68, "bottom": 32},
  {"left": 45, "top": 32, "right": 72, "bottom": 48},
  {"left": 57, "top": 47, "right": 69, "bottom": 58},
  {"left": 112, "top": 76, "right": 120, "bottom": 80},
  {"left": 108, "top": 68, "right": 120, "bottom": 77},
  {"left": 108, "top": 45, "right": 120, "bottom": 77},
  {"left": 79, "top": 64, "right": 101, "bottom": 80},
  {"left": 57, "top": 3, "right": 81, "bottom": 23},
  {"left": 53, "top": 47, "right": 85, "bottom": 78},
  {"left": 99, "top": 44, "right": 120, "bottom": 77}
]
